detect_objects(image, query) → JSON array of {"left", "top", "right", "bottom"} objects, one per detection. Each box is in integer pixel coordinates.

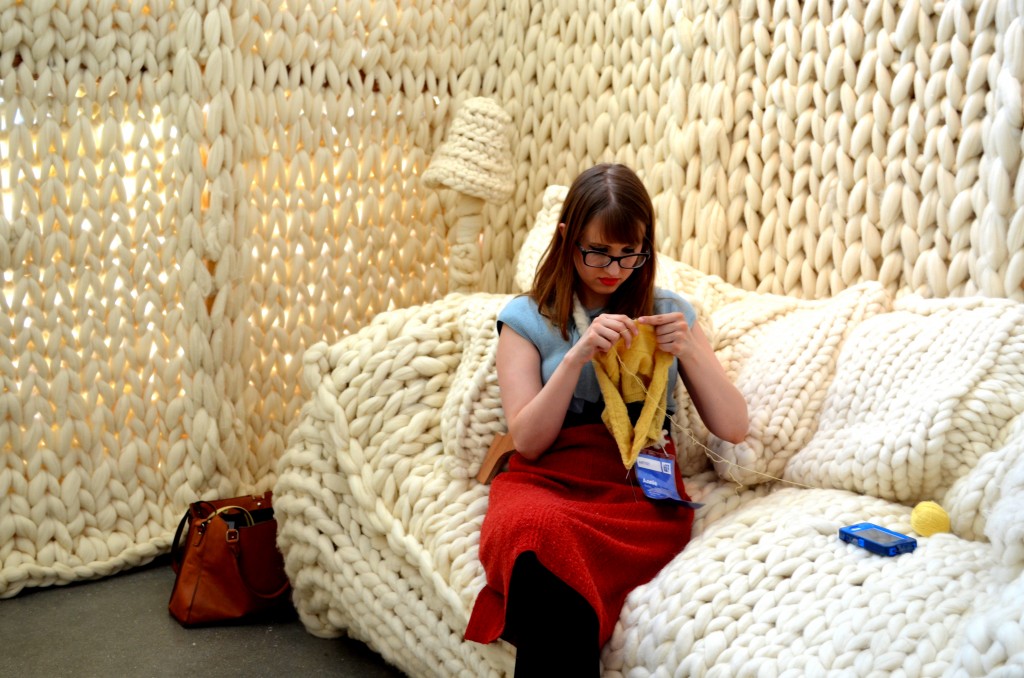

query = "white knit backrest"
[{"left": 2, "top": 0, "right": 1022, "bottom": 596}]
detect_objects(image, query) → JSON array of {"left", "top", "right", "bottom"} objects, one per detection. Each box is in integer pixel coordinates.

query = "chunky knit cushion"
[
  {"left": 514, "top": 184, "right": 568, "bottom": 294},
  {"left": 785, "top": 297, "right": 1024, "bottom": 505},
  {"left": 707, "top": 282, "right": 893, "bottom": 486}
]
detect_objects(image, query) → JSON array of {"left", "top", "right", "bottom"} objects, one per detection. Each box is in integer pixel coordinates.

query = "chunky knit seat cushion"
[{"left": 275, "top": 195, "right": 1024, "bottom": 676}]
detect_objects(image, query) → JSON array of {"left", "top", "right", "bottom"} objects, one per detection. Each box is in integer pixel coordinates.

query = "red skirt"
[{"left": 464, "top": 424, "right": 695, "bottom": 648}]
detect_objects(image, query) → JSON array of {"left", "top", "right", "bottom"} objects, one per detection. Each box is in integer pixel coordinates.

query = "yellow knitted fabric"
[{"left": 592, "top": 325, "right": 675, "bottom": 468}]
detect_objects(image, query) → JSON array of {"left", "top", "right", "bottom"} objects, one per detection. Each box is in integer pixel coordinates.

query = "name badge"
[{"left": 636, "top": 448, "right": 704, "bottom": 509}]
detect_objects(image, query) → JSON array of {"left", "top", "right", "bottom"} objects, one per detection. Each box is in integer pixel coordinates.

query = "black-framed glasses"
[{"left": 575, "top": 243, "right": 650, "bottom": 269}]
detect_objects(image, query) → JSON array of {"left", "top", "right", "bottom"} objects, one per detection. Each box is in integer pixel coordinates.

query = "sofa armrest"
[{"left": 275, "top": 295, "right": 515, "bottom": 676}]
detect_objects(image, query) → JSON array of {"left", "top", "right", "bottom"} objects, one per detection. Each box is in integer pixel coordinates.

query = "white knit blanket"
[{"left": 276, "top": 258, "right": 1024, "bottom": 676}]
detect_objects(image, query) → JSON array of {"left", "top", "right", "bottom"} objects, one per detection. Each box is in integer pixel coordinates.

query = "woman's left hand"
[
  {"left": 636, "top": 313, "right": 697, "bottom": 359},
  {"left": 638, "top": 311, "right": 750, "bottom": 443}
]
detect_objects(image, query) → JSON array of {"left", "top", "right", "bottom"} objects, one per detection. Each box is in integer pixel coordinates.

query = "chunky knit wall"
[
  {"left": 496, "top": 0, "right": 1024, "bottom": 300},
  {"left": 0, "top": 0, "right": 492, "bottom": 596},
  {"left": 2, "top": 0, "right": 1022, "bottom": 595}
]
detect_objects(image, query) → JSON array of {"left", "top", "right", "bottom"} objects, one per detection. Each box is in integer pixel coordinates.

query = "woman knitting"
[{"left": 464, "top": 163, "right": 749, "bottom": 676}]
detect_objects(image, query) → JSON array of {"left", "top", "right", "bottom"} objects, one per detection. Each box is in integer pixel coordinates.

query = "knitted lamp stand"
[
  {"left": 424, "top": 97, "right": 514, "bottom": 293},
  {"left": 447, "top": 195, "right": 487, "bottom": 292}
]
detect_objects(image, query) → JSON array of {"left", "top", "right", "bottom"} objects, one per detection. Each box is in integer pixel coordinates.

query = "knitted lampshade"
[{"left": 423, "top": 97, "right": 515, "bottom": 203}]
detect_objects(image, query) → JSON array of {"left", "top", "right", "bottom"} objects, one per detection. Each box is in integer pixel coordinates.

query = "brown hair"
[{"left": 530, "top": 163, "right": 657, "bottom": 339}]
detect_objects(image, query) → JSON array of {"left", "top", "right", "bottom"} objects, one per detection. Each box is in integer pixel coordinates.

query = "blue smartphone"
[{"left": 839, "top": 522, "right": 917, "bottom": 557}]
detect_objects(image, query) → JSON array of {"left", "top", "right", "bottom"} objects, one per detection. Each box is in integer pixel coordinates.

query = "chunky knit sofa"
[{"left": 275, "top": 186, "right": 1024, "bottom": 677}]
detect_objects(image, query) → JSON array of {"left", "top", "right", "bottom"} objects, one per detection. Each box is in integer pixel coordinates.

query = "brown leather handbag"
[{"left": 168, "top": 491, "right": 291, "bottom": 626}]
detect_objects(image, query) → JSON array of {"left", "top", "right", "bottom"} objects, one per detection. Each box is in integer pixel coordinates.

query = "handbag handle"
[
  {"left": 172, "top": 502, "right": 250, "bottom": 562},
  {"left": 170, "top": 510, "right": 191, "bottom": 573},
  {"left": 201, "top": 505, "right": 255, "bottom": 530},
  {"left": 236, "top": 567, "right": 291, "bottom": 600},
  {"left": 169, "top": 501, "right": 218, "bottom": 572}
]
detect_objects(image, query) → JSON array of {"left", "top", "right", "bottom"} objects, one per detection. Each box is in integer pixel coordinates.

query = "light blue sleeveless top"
[{"left": 497, "top": 288, "right": 696, "bottom": 415}]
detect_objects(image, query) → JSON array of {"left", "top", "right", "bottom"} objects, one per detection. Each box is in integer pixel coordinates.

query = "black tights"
[{"left": 506, "top": 552, "right": 601, "bottom": 678}]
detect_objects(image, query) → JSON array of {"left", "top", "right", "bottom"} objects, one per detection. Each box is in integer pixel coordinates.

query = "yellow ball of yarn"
[{"left": 911, "top": 501, "right": 951, "bottom": 537}]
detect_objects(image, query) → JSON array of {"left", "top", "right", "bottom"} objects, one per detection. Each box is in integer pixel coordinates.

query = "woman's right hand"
[
  {"left": 498, "top": 315, "right": 639, "bottom": 459},
  {"left": 567, "top": 313, "right": 639, "bottom": 365}
]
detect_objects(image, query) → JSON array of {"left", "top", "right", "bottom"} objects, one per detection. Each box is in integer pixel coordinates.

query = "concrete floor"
[{"left": 0, "top": 556, "right": 406, "bottom": 678}]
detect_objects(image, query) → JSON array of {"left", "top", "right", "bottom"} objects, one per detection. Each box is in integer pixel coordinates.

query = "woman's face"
[{"left": 569, "top": 218, "right": 645, "bottom": 308}]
